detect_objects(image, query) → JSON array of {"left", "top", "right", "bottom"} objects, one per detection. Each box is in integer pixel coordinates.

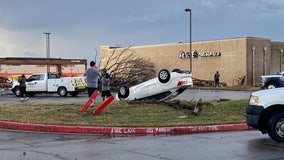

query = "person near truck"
[
  {"left": 18, "top": 74, "right": 29, "bottom": 101},
  {"left": 86, "top": 61, "right": 100, "bottom": 108}
]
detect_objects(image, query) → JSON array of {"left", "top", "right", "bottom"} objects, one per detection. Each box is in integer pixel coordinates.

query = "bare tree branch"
[{"left": 101, "top": 46, "right": 156, "bottom": 90}]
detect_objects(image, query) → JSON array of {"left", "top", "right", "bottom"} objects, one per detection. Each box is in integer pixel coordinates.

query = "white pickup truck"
[
  {"left": 12, "top": 72, "right": 86, "bottom": 97},
  {"left": 246, "top": 88, "right": 284, "bottom": 142}
]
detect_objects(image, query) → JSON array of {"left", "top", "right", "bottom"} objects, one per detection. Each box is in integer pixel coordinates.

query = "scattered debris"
[
  {"left": 127, "top": 98, "right": 211, "bottom": 115},
  {"left": 177, "top": 115, "right": 188, "bottom": 119},
  {"left": 193, "top": 77, "right": 226, "bottom": 87},
  {"left": 192, "top": 98, "right": 203, "bottom": 115},
  {"left": 0, "top": 76, "right": 13, "bottom": 89},
  {"left": 217, "top": 98, "right": 231, "bottom": 102},
  {"left": 0, "top": 88, "right": 13, "bottom": 96}
]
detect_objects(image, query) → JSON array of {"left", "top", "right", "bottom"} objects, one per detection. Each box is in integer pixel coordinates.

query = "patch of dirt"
[{"left": 127, "top": 98, "right": 213, "bottom": 115}]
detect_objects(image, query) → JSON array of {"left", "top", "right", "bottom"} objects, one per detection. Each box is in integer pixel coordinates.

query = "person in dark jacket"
[
  {"left": 101, "top": 71, "right": 112, "bottom": 101},
  {"left": 214, "top": 71, "right": 220, "bottom": 87},
  {"left": 18, "top": 74, "right": 29, "bottom": 101}
]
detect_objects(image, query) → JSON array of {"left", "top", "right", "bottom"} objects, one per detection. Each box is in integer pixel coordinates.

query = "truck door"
[
  {"left": 26, "top": 74, "right": 47, "bottom": 91},
  {"left": 47, "top": 73, "right": 60, "bottom": 92}
]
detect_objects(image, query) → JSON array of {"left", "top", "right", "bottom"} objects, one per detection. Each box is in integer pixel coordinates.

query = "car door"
[{"left": 26, "top": 74, "right": 47, "bottom": 91}]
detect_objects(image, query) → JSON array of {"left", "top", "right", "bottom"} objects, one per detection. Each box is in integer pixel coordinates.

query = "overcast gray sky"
[{"left": 0, "top": 0, "right": 283, "bottom": 63}]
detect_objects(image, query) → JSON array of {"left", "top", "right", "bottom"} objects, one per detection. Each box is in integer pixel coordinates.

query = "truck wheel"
[
  {"left": 158, "top": 69, "right": 170, "bottom": 83},
  {"left": 267, "top": 83, "right": 277, "bottom": 89},
  {"left": 118, "top": 85, "right": 129, "bottom": 99},
  {"left": 267, "top": 112, "right": 284, "bottom": 142},
  {"left": 13, "top": 86, "right": 22, "bottom": 97},
  {"left": 58, "top": 87, "right": 68, "bottom": 97}
]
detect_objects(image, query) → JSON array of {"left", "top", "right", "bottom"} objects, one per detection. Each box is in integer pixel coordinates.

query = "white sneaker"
[
  {"left": 20, "top": 98, "right": 24, "bottom": 101},
  {"left": 25, "top": 97, "right": 29, "bottom": 101}
]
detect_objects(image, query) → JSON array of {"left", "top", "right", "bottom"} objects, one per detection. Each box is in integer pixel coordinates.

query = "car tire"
[
  {"left": 118, "top": 85, "right": 129, "bottom": 99},
  {"left": 58, "top": 87, "right": 68, "bottom": 97},
  {"left": 13, "top": 86, "right": 22, "bottom": 97},
  {"left": 158, "top": 69, "right": 170, "bottom": 83},
  {"left": 267, "top": 112, "right": 284, "bottom": 142},
  {"left": 267, "top": 83, "right": 277, "bottom": 89}
]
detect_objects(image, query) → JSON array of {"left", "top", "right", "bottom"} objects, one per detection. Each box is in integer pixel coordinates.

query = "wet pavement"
[
  {"left": 1, "top": 129, "right": 283, "bottom": 160},
  {"left": 0, "top": 88, "right": 265, "bottom": 160}
]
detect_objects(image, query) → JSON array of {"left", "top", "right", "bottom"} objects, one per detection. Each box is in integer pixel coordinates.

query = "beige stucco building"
[{"left": 100, "top": 36, "right": 284, "bottom": 86}]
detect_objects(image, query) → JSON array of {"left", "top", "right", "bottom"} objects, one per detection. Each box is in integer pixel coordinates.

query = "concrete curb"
[{"left": 0, "top": 121, "right": 253, "bottom": 135}]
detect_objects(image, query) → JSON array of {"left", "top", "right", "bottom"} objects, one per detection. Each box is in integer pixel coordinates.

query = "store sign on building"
[{"left": 178, "top": 51, "right": 221, "bottom": 59}]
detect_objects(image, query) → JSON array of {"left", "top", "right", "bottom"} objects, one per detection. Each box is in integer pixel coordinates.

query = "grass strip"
[{"left": 0, "top": 99, "right": 248, "bottom": 127}]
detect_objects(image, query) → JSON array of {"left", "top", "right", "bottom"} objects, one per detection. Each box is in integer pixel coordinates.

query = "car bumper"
[
  {"left": 75, "top": 87, "right": 86, "bottom": 92},
  {"left": 246, "top": 105, "right": 264, "bottom": 128}
]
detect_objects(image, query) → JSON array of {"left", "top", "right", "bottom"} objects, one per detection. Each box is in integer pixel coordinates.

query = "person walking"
[
  {"left": 18, "top": 74, "right": 29, "bottom": 101},
  {"left": 101, "top": 71, "right": 112, "bottom": 101},
  {"left": 214, "top": 71, "right": 220, "bottom": 87},
  {"left": 86, "top": 61, "right": 100, "bottom": 108}
]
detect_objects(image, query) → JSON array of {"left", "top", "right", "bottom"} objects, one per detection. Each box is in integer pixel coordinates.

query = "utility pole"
[
  {"left": 43, "top": 32, "right": 51, "bottom": 72},
  {"left": 185, "top": 8, "right": 192, "bottom": 73}
]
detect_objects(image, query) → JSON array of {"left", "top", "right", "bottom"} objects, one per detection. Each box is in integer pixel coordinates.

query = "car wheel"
[
  {"left": 118, "top": 85, "right": 129, "bottom": 99},
  {"left": 267, "top": 83, "right": 277, "bottom": 89},
  {"left": 158, "top": 69, "right": 170, "bottom": 83},
  {"left": 13, "top": 86, "right": 21, "bottom": 97},
  {"left": 267, "top": 112, "right": 284, "bottom": 142},
  {"left": 58, "top": 87, "right": 68, "bottom": 97}
]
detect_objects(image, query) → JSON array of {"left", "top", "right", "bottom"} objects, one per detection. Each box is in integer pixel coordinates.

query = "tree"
[{"left": 100, "top": 46, "right": 156, "bottom": 90}]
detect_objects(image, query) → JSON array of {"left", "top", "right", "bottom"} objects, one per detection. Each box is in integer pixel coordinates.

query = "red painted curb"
[{"left": 0, "top": 121, "right": 253, "bottom": 135}]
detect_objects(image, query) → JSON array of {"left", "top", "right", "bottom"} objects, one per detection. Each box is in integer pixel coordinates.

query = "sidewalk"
[{"left": 0, "top": 121, "right": 252, "bottom": 135}]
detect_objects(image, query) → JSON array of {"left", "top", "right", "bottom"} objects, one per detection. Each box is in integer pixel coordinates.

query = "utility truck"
[
  {"left": 12, "top": 72, "right": 86, "bottom": 97},
  {"left": 246, "top": 88, "right": 284, "bottom": 142},
  {"left": 259, "top": 70, "right": 284, "bottom": 89}
]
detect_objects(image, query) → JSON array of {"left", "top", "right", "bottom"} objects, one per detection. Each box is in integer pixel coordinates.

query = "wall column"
[
  {"left": 252, "top": 46, "right": 256, "bottom": 86},
  {"left": 281, "top": 49, "right": 283, "bottom": 72},
  {"left": 263, "top": 47, "right": 267, "bottom": 75}
]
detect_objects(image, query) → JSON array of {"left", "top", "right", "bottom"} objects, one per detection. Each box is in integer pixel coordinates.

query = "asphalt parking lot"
[{"left": 1, "top": 129, "right": 283, "bottom": 160}]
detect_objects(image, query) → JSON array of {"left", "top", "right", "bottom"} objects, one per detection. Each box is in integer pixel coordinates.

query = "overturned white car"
[{"left": 117, "top": 69, "right": 193, "bottom": 101}]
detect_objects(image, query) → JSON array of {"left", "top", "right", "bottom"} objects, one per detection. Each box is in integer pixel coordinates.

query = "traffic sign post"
[
  {"left": 93, "top": 95, "right": 114, "bottom": 115},
  {"left": 80, "top": 90, "right": 99, "bottom": 112}
]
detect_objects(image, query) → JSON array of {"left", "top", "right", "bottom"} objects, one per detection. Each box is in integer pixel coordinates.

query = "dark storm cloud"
[{"left": 0, "top": 0, "right": 283, "bottom": 60}]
